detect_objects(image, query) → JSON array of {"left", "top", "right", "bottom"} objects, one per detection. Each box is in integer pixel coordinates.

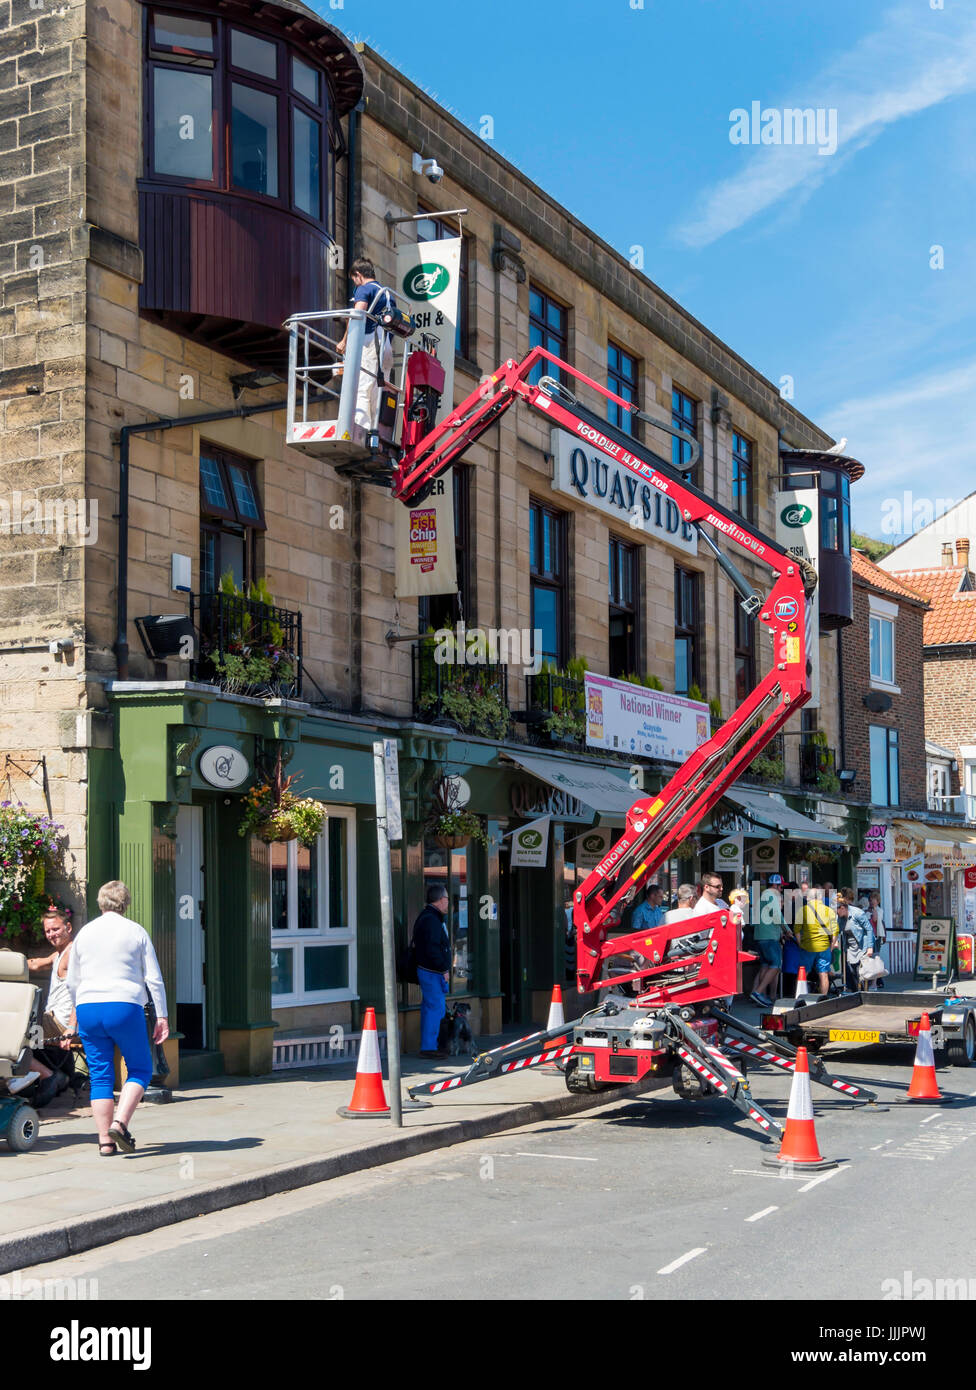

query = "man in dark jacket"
[{"left": 413, "top": 885, "right": 451, "bottom": 1058}]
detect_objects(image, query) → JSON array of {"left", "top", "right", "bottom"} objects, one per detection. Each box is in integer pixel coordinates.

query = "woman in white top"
[{"left": 66, "top": 880, "right": 169, "bottom": 1156}]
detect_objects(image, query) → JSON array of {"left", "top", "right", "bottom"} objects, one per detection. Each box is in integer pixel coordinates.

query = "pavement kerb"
[{"left": 0, "top": 1074, "right": 672, "bottom": 1276}]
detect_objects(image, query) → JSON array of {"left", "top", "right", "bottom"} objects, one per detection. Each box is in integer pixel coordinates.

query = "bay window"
[{"left": 146, "top": 8, "right": 334, "bottom": 225}]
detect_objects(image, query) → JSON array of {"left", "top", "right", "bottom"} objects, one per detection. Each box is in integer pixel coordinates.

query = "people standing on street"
[
  {"left": 412, "top": 884, "right": 451, "bottom": 1059},
  {"left": 665, "top": 884, "right": 697, "bottom": 923},
  {"left": 65, "top": 881, "right": 168, "bottom": 1156},
  {"left": 334, "top": 258, "right": 395, "bottom": 431},
  {"left": 837, "top": 888, "right": 875, "bottom": 992},
  {"left": 751, "top": 879, "right": 789, "bottom": 1007},
  {"left": 868, "top": 891, "right": 887, "bottom": 989},
  {"left": 631, "top": 883, "right": 666, "bottom": 932},
  {"left": 694, "top": 873, "right": 729, "bottom": 917},
  {"left": 27, "top": 903, "right": 89, "bottom": 1095},
  {"left": 796, "top": 885, "right": 840, "bottom": 996}
]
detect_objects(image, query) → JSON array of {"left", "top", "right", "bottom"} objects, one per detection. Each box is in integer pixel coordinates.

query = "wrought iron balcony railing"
[
  {"left": 800, "top": 741, "right": 838, "bottom": 789},
  {"left": 413, "top": 642, "right": 510, "bottom": 739},
  {"left": 191, "top": 591, "right": 303, "bottom": 700},
  {"left": 524, "top": 670, "right": 586, "bottom": 748}
]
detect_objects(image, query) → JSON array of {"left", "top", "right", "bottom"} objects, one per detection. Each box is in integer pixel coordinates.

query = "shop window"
[
  {"left": 608, "top": 342, "right": 639, "bottom": 437},
  {"left": 271, "top": 809, "right": 357, "bottom": 1004},
  {"left": 870, "top": 726, "right": 900, "bottom": 807},
  {"left": 528, "top": 285, "right": 568, "bottom": 386},
  {"left": 675, "top": 565, "right": 702, "bottom": 696},
  {"left": 417, "top": 207, "right": 471, "bottom": 359},
  {"left": 672, "top": 387, "right": 699, "bottom": 485},
  {"left": 530, "top": 500, "right": 567, "bottom": 667},
  {"left": 609, "top": 534, "right": 639, "bottom": 677},
  {"left": 732, "top": 431, "right": 753, "bottom": 519},
  {"left": 423, "top": 840, "right": 471, "bottom": 994},
  {"left": 199, "top": 446, "right": 265, "bottom": 593}
]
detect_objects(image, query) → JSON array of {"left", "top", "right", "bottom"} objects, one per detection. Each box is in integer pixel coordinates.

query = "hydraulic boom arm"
[{"left": 393, "top": 346, "right": 815, "bottom": 1001}]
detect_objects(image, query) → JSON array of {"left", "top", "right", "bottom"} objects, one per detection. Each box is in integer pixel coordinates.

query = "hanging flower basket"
[
  {"left": 239, "top": 751, "right": 327, "bottom": 848},
  {"left": 434, "top": 832, "right": 470, "bottom": 850}
]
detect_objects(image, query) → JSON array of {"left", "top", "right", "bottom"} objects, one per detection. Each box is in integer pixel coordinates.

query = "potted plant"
[
  {"left": 534, "top": 656, "right": 587, "bottom": 745},
  {"left": 238, "top": 750, "right": 327, "bottom": 847},
  {"left": 674, "top": 836, "right": 701, "bottom": 860},
  {"left": 417, "top": 637, "right": 512, "bottom": 738},
  {"left": 709, "top": 696, "right": 724, "bottom": 733},
  {"left": 207, "top": 572, "right": 297, "bottom": 695}
]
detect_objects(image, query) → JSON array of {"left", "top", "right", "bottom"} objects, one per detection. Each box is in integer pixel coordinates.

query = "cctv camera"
[{"left": 412, "top": 153, "right": 444, "bottom": 184}]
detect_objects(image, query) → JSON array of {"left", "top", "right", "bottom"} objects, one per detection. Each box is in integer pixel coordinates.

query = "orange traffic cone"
[
  {"left": 904, "top": 1013, "right": 954, "bottom": 1105},
  {"left": 337, "top": 1007, "right": 391, "bottom": 1118},
  {"left": 794, "top": 967, "right": 809, "bottom": 1002},
  {"left": 539, "top": 984, "right": 569, "bottom": 1073},
  {"left": 762, "top": 1046, "right": 837, "bottom": 1171}
]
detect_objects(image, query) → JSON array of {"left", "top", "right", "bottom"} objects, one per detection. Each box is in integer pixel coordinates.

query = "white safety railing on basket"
[
  {"left": 272, "top": 1030, "right": 389, "bottom": 1071},
  {"left": 283, "top": 294, "right": 402, "bottom": 453}
]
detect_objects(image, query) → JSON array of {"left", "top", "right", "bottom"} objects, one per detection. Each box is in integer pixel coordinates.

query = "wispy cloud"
[
  {"left": 824, "top": 357, "right": 976, "bottom": 538},
  {"left": 674, "top": 4, "right": 976, "bottom": 248}
]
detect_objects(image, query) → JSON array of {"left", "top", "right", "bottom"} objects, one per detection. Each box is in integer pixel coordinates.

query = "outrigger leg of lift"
[{"left": 712, "top": 1006, "right": 882, "bottom": 1107}]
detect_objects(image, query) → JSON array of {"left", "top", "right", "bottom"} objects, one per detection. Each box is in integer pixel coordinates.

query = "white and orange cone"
[
  {"left": 541, "top": 984, "right": 568, "bottom": 1073},
  {"left": 337, "top": 1007, "right": 391, "bottom": 1118},
  {"left": 904, "top": 1013, "right": 954, "bottom": 1105},
  {"left": 762, "top": 1046, "right": 837, "bottom": 1171},
  {"left": 794, "top": 966, "right": 810, "bottom": 1002}
]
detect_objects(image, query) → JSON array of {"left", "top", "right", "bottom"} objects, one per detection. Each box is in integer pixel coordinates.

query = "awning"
[
  {"left": 501, "top": 750, "right": 637, "bottom": 824},
  {"left": 895, "top": 819, "right": 976, "bottom": 856},
  {"left": 723, "top": 789, "right": 846, "bottom": 844}
]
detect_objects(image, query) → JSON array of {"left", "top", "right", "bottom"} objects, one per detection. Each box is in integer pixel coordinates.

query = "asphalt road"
[{"left": 17, "top": 1042, "right": 976, "bottom": 1303}]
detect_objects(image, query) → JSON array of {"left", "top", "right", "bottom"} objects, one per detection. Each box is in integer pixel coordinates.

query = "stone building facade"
[{"left": 1, "top": 2, "right": 868, "bottom": 1076}]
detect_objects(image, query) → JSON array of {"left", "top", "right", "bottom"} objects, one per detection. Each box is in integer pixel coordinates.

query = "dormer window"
[{"left": 146, "top": 6, "right": 334, "bottom": 226}]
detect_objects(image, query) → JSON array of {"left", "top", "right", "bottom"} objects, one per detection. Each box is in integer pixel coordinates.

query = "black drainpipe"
[
  {"left": 115, "top": 399, "right": 288, "bottom": 678},
  {"left": 837, "top": 626, "right": 847, "bottom": 770}
]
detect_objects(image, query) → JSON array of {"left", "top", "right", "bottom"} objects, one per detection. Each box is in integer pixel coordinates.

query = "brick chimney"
[
  {"left": 956, "top": 538, "right": 970, "bottom": 569},
  {"left": 942, "top": 542, "right": 955, "bottom": 567}
]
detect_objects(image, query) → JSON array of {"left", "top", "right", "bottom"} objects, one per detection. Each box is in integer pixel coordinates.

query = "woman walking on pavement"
[{"left": 66, "top": 881, "right": 168, "bottom": 1156}]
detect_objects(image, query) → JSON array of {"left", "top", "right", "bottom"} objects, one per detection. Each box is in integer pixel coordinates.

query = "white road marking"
[
  {"left": 798, "top": 1164, "right": 847, "bottom": 1193},
  {"left": 513, "top": 1152, "right": 598, "bottom": 1162},
  {"left": 920, "top": 1114, "right": 938, "bottom": 1125},
  {"left": 745, "top": 1205, "right": 778, "bottom": 1222},
  {"left": 732, "top": 1168, "right": 807, "bottom": 1181},
  {"left": 657, "top": 1247, "right": 707, "bottom": 1275}
]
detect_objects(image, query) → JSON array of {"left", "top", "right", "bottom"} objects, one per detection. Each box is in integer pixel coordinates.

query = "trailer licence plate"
[{"left": 828, "top": 1028, "right": 881, "bottom": 1043}]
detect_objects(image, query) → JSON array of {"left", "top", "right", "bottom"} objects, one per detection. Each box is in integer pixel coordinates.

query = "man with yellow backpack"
[{"left": 796, "top": 886, "right": 840, "bottom": 996}]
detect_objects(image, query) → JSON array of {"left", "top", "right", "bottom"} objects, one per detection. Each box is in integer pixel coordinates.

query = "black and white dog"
[{"left": 438, "top": 1002, "right": 477, "bottom": 1056}]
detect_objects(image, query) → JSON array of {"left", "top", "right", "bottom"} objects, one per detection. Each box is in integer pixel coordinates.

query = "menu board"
[{"left": 914, "top": 917, "right": 956, "bottom": 981}]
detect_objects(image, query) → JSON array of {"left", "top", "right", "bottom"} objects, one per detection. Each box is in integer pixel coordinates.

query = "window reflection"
[
  {"left": 153, "top": 70, "right": 213, "bottom": 179},
  {"left": 232, "top": 83, "right": 278, "bottom": 196}
]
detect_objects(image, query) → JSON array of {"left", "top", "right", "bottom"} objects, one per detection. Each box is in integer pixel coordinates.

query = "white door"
[{"left": 174, "top": 805, "right": 206, "bottom": 1049}]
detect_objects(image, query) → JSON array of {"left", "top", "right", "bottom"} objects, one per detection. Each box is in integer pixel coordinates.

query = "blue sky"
[{"left": 316, "top": 0, "right": 976, "bottom": 542}]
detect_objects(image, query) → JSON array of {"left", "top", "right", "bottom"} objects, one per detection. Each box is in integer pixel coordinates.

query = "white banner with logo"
[
  {"left": 551, "top": 429, "right": 697, "bottom": 556},
  {"left": 397, "top": 236, "right": 461, "bottom": 426},
  {"left": 751, "top": 837, "right": 780, "bottom": 874},
  {"left": 713, "top": 834, "right": 744, "bottom": 873},
  {"left": 394, "top": 470, "right": 458, "bottom": 598},
  {"left": 585, "top": 673, "right": 709, "bottom": 762},
  {"left": 510, "top": 815, "right": 551, "bottom": 867},
  {"left": 575, "top": 827, "right": 612, "bottom": 869},
  {"left": 394, "top": 236, "right": 462, "bottom": 600},
  {"left": 775, "top": 489, "right": 820, "bottom": 707}
]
